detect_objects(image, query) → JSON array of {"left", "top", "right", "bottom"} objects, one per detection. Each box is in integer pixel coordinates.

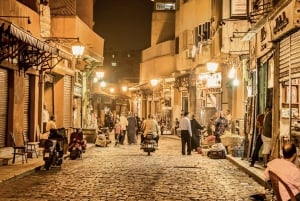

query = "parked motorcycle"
[
  {"left": 68, "top": 128, "right": 87, "bottom": 160},
  {"left": 95, "top": 127, "right": 111, "bottom": 147},
  {"left": 140, "top": 133, "right": 157, "bottom": 156},
  {"left": 43, "top": 128, "right": 67, "bottom": 170}
]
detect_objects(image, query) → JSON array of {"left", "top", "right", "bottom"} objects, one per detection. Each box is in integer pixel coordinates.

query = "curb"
[
  {"left": 226, "top": 156, "right": 266, "bottom": 186},
  {"left": 162, "top": 135, "right": 266, "bottom": 187}
]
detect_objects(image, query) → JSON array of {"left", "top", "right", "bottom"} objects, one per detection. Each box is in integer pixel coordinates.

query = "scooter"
[
  {"left": 68, "top": 128, "right": 87, "bottom": 160},
  {"left": 95, "top": 127, "right": 111, "bottom": 147},
  {"left": 140, "top": 133, "right": 157, "bottom": 156},
  {"left": 43, "top": 128, "right": 66, "bottom": 170}
]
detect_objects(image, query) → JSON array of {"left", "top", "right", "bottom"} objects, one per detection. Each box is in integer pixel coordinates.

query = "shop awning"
[
  {"left": 242, "top": 18, "right": 268, "bottom": 41},
  {"left": 0, "top": 18, "right": 73, "bottom": 71},
  {"left": 128, "top": 82, "right": 148, "bottom": 91},
  {"left": 9, "top": 23, "right": 73, "bottom": 60}
]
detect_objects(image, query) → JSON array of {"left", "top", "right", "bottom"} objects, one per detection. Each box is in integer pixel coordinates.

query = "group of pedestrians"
[
  {"left": 178, "top": 112, "right": 203, "bottom": 155},
  {"left": 114, "top": 112, "right": 142, "bottom": 146},
  {"left": 113, "top": 112, "right": 161, "bottom": 147},
  {"left": 178, "top": 110, "right": 232, "bottom": 155}
]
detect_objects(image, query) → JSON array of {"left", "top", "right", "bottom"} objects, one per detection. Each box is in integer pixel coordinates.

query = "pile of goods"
[{"left": 220, "top": 131, "right": 244, "bottom": 147}]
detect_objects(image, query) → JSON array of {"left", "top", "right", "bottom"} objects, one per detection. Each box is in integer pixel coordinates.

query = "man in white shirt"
[
  {"left": 142, "top": 114, "right": 160, "bottom": 145},
  {"left": 46, "top": 115, "right": 57, "bottom": 132},
  {"left": 264, "top": 143, "right": 300, "bottom": 201},
  {"left": 179, "top": 111, "right": 192, "bottom": 155}
]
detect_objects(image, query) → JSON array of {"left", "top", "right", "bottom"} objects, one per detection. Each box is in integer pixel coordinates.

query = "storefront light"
[
  {"left": 232, "top": 78, "right": 240, "bottom": 86},
  {"left": 72, "top": 44, "right": 85, "bottom": 58},
  {"left": 150, "top": 79, "right": 159, "bottom": 87},
  {"left": 100, "top": 81, "right": 106, "bottom": 88},
  {"left": 121, "top": 86, "right": 128, "bottom": 92},
  {"left": 207, "top": 62, "right": 218, "bottom": 73},
  {"left": 228, "top": 66, "right": 236, "bottom": 79},
  {"left": 109, "top": 88, "right": 115, "bottom": 93},
  {"left": 96, "top": 71, "right": 104, "bottom": 80}
]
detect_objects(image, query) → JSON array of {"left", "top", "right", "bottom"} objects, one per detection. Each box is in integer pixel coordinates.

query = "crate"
[
  {"left": 231, "top": 148, "right": 244, "bottom": 157},
  {"left": 207, "top": 150, "right": 226, "bottom": 159}
]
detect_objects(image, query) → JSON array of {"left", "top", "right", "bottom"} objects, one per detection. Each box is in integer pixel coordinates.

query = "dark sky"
[{"left": 93, "top": 0, "right": 153, "bottom": 51}]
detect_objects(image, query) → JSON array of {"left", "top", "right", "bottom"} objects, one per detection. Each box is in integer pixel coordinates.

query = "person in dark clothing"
[
  {"left": 214, "top": 111, "right": 228, "bottom": 143},
  {"left": 250, "top": 111, "right": 265, "bottom": 167},
  {"left": 190, "top": 115, "right": 203, "bottom": 151}
]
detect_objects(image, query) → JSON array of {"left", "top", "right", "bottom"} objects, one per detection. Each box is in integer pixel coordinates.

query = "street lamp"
[
  {"left": 121, "top": 86, "right": 128, "bottom": 92},
  {"left": 95, "top": 71, "right": 104, "bottom": 80},
  {"left": 228, "top": 66, "right": 236, "bottom": 79},
  {"left": 100, "top": 80, "right": 106, "bottom": 88},
  {"left": 150, "top": 79, "right": 159, "bottom": 87},
  {"left": 207, "top": 62, "right": 218, "bottom": 73},
  {"left": 109, "top": 88, "right": 115, "bottom": 93},
  {"left": 43, "top": 37, "right": 85, "bottom": 58},
  {"left": 72, "top": 44, "right": 85, "bottom": 58}
]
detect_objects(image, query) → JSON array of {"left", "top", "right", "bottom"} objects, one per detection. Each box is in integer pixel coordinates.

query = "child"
[{"left": 114, "top": 119, "right": 122, "bottom": 146}]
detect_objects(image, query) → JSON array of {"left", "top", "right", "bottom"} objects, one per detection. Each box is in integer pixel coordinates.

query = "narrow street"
[{"left": 0, "top": 136, "right": 265, "bottom": 201}]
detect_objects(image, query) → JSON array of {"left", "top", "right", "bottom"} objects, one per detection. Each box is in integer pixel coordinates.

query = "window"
[
  {"left": 155, "top": 2, "right": 176, "bottom": 10},
  {"left": 230, "top": 0, "right": 248, "bottom": 18}
]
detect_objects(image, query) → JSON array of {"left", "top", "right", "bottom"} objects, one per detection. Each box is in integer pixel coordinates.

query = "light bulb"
[
  {"left": 228, "top": 67, "right": 236, "bottom": 79},
  {"left": 233, "top": 78, "right": 240, "bottom": 86}
]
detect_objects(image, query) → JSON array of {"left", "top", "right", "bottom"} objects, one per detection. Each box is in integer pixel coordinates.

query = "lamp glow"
[
  {"left": 150, "top": 79, "right": 159, "bottom": 87},
  {"left": 207, "top": 62, "right": 218, "bottom": 73},
  {"left": 228, "top": 66, "right": 236, "bottom": 79},
  {"left": 109, "top": 88, "right": 115, "bottom": 93},
  {"left": 232, "top": 78, "right": 240, "bottom": 86},
  {"left": 72, "top": 45, "right": 85, "bottom": 58},
  {"left": 100, "top": 81, "right": 106, "bottom": 88},
  {"left": 96, "top": 71, "right": 104, "bottom": 79},
  {"left": 121, "top": 86, "right": 128, "bottom": 92}
]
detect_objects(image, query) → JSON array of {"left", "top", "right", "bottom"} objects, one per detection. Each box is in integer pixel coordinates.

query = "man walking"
[
  {"left": 262, "top": 106, "right": 272, "bottom": 167},
  {"left": 250, "top": 111, "right": 265, "bottom": 167},
  {"left": 127, "top": 112, "right": 137, "bottom": 145},
  {"left": 179, "top": 111, "right": 192, "bottom": 155}
]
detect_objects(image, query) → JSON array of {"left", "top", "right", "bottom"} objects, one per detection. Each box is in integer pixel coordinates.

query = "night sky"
[{"left": 93, "top": 0, "right": 153, "bottom": 51}]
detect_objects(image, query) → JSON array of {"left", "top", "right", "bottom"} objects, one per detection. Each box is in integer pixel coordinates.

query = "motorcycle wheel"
[
  {"left": 45, "top": 161, "right": 51, "bottom": 170},
  {"left": 70, "top": 149, "right": 79, "bottom": 160}
]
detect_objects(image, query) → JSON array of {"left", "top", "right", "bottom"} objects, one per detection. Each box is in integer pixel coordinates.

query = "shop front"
[
  {"left": 0, "top": 18, "right": 72, "bottom": 147},
  {"left": 269, "top": 0, "right": 300, "bottom": 157}
]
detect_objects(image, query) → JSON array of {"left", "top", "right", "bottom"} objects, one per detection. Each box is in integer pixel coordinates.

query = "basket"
[{"left": 220, "top": 132, "right": 244, "bottom": 147}]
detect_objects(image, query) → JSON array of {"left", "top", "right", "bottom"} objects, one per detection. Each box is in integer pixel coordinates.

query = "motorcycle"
[
  {"left": 95, "top": 127, "right": 111, "bottom": 147},
  {"left": 140, "top": 133, "right": 157, "bottom": 156},
  {"left": 43, "top": 128, "right": 67, "bottom": 170},
  {"left": 68, "top": 128, "right": 87, "bottom": 160}
]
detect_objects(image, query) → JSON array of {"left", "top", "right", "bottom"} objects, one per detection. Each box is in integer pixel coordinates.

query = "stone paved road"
[{"left": 0, "top": 136, "right": 265, "bottom": 201}]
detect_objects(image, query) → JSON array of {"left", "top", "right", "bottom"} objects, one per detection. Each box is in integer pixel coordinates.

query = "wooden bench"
[{"left": 0, "top": 156, "right": 13, "bottom": 165}]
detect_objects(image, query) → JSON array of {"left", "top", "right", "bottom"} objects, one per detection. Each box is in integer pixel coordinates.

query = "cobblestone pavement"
[{"left": 0, "top": 135, "right": 267, "bottom": 201}]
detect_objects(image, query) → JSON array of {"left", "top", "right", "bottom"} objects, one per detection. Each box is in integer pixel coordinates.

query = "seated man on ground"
[{"left": 264, "top": 143, "right": 300, "bottom": 201}]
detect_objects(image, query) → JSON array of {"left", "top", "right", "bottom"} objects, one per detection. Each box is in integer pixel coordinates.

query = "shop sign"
[
  {"left": 204, "top": 88, "right": 222, "bottom": 94},
  {"left": 270, "top": 0, "right": 299, "bottom": 41},
  {"left": 273, "top": 12, "right": 289, "bottom": 34},
  {"left": 257, "top": 24, "right": 272, "bottom": 57}
]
